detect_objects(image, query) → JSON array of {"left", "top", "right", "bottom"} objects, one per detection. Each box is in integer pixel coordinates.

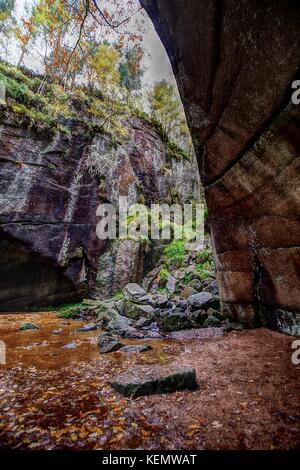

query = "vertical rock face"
[
  {"left": 0, "top": 112, "right": 199, "bottom": 310},
  {"left": 87, "top": 116, "right": 200, "bottom": 298},
  {"left": 0, "top": 116, "right": 103, "bottom": 310},
  {"left": 141, "top": 0, "right": 300, "bottom": 330}
]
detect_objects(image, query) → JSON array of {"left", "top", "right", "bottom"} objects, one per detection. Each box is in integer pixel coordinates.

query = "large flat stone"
[{"left": 109, "top": 364, "right": 197, "bottom": 397}]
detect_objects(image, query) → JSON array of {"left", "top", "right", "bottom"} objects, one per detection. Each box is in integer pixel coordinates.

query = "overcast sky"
[{"left": 12, "top": 0, "right": 176, "bottom": 89}]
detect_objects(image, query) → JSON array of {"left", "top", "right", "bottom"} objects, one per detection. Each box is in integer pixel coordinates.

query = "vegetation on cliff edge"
[{"left": 0, "top": 61, "right": 189, "bottom": 160}]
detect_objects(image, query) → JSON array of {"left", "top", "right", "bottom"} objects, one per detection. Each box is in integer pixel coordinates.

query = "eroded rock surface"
[
  {"left": 0, "top": 110, "right": 199, "bottom": 310},
  {"left": 141, "top": 0, "right": 300, "bottom": 331}
]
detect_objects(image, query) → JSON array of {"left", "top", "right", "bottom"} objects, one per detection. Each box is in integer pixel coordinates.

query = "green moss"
[
  {"left": 56, "top": 302, "right": 83, "bottom": 318},
  {"left": 166, "top": 140, "right": 189, "bottom": 161},
  {"left": 112, "top": 290, "right": 125, "bottom": 300},
  {"left": 182, "top": 273, "right": 191, "bottom": 285},
  {"left": 163, "top": 240, "right": 186, "bottom": 266},
  {"left": 157, "top": 287, "right": 168, "bottom": 294},
  {"left": 132, "top": 108, "right": 189, "bottom": 160},
  {"left": 196, "top": 249, "right": 213, "bottom": 264}
]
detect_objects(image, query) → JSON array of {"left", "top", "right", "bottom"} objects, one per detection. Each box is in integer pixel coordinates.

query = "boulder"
[
  {"left": 144, "top": 331, "right": 164, "bottom": 339},
  {"left": 109, "top": 364, "right": 197, "bottom": 397},
  {"left": 124, "top": 301, "right": 155, "bottom": 320},
  {"left": 181, "top": 286, "right": 196, "bottom": 299},
  {"left": 223, "top": 323, "right": 244, "bottom": 333},
  {"left": 189, "top": 309, "right": 209, "bottom": 325},
  {"left": 123, "top": 283, "right": 148, "bottom": 302},
  {"left": 172, "top": 270, "right": 186, "bottom": 280},
  {"left": 185, "top": 265, "right": 196, "bottom": 275},
  {"left": 19, "top": 322, "right": 39, "bottom": 331},
  {"left": 188, "top": 292, "right": 220, "bottom": 310},
  {"left": 203, "top": 280, "right": 219, "bottom": 296},
  {"left": 98, "top": 334, "right": 124, "bottom": 353},
  {"left": 154, "top": 293, "right": 169, "bottom": 308},
  {"left": 203, "top": 315, "right": 222, "bottom": 328},
  {"left": 166, "top": 275, "right": 177, "bottom": 294},
  {"left": 190, "top": 281, "right": 204, "bottom": 292},
  {"left": 135, "top": 316, "right": 153, "bottom": 328},
  {"left": 124, "top": 328, "right": 145, "bottom": 339},
  {"left": 114, "top": 299, "right": 126, "bottom": 315},
  {"left": 106, "top": 314, "right": 132, "bottom": 335},
  {"left": 159, "top": 311, "right": 195, "bottom": 332},
  {"left": 96, "top": 308, "right": 132, "bottom": 333},
  {"left": 118, "top": 344, "right": 152, "bottom": 353}
]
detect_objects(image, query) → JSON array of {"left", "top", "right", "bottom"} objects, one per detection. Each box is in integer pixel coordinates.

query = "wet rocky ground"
[{"left": 0, "top": 312, "right": 299, "bottom": 450}]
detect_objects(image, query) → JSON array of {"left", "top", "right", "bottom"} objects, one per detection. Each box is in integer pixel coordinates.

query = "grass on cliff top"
[{"left": 0, "top": 61, "right": 188, "bottom": 160}]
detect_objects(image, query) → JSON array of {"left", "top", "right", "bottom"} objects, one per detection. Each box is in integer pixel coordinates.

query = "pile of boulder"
[{"left": 62, "top": 278, "right": 233, "bottom": 341}]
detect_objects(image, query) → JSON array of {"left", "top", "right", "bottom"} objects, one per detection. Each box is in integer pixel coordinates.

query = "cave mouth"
[{"left": 0, "top": 238, "right": 82, "bottom": 312}]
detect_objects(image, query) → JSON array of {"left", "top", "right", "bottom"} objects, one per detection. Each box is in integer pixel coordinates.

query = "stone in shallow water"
[
  {"left": 19, "top": 322, "right": 39, "bottom": 331},
  {"left": 109, "top": 364, "right": 197, "bottom": 397},
  {"left": 118, "top": 344, "right": 152, "bottom": 353},
  {"left": 62, "top": 342, "right": 77, "bottom": 349},
  {"left": 77, "top": 323, "right": 97, "bottom": 332},
  {"left": 52, "top": 328, "right": 63, "bottom": 335},
  {"left": 98, "top": 334, "right": 124, "bottom": 353}
]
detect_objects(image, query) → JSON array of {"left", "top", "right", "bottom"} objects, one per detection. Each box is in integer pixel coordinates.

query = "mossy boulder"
[
  {"left": 19, "top": 322, "right": 39, "bottom": 331},
  {"left": 159, "top": 311, "right": 194, "bottom": 331},
  {"left": 124, "top": 301, "right": 155, "bottom": 320}
]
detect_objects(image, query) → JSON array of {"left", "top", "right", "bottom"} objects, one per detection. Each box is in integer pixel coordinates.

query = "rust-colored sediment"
[{"left": 0, "top": 312, "right": 299, "bottom": 449}]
